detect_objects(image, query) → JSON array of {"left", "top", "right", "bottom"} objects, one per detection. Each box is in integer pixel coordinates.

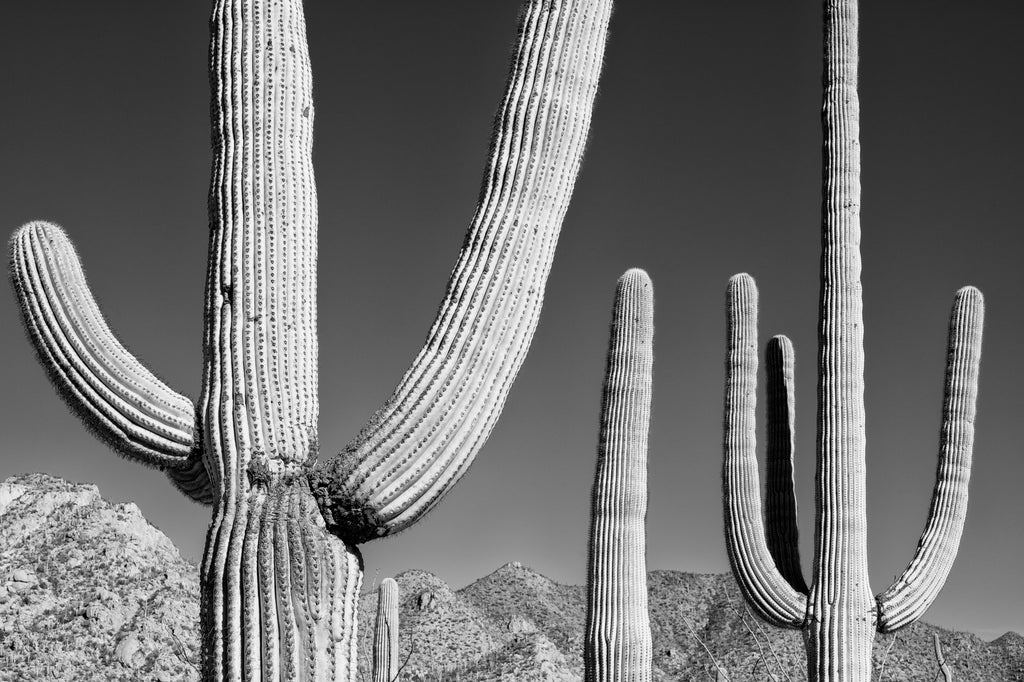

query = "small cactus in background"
[
  {"left": 584, "top": 269, "right": 654, "bottom": 682},
  {"left": 9, "top": 1, "right": 614, "bottom": 680},
  {"left": 373, "top": 579, "right": 399, "bottom": 682},
  {"left": 934, "top": 633, "right": 953, "bottom": 682},
  {"left": 721, "top": 1, "right": 985, "bottom": 681}
]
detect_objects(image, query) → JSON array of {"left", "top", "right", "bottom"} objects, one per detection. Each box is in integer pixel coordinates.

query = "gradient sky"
[{"left": 2, "top": 2, "right": 1021, "bottom": 641}]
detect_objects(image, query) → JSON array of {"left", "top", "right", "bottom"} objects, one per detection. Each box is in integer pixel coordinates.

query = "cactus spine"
[
  {"left": 373, "top": 579, "right": 400, "bottom": 682},
  {"left": 9, "top": 1, "right": 613, "bottom": 680},
  {"left": 721, "top": 1, "right": 985, "bottom": 681},
  {"left": 584, "top": 269, "right": 654, "bottom": 682}
]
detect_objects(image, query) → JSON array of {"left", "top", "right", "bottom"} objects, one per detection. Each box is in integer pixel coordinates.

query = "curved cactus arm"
[
  {"left": 10, "top": 221, "right": 204, "bottom": 475},
  {"left": 875, "top": 287, "right": 984, "bottom": 633},
  {"left": 723, "top": 274, "right": 808, "bottom": 628},
  {"left": 310, "top": 0, "right": 614, "bottom": 543},
  {"left": 373, "top": 578, "right": 400, "bottom": 682},
  {"left": 764, "top": 335, "right": 809, "bottom": 594},
  {"left": 584, "top": 269, "right": 654, "bottom": 682},
  {"left": 166, "top": 458, "right": 217, "bottom": 505}
]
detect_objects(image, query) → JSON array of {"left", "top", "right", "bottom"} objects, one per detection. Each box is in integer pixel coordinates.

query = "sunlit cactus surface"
[
  {"left": 9, "top": 0, "right": 614, "bottom": 679},
  {"left": 584, "top": 269, "right": 654, "bottom": 682},
  {"left": 373, "top": 578, "right": 399, "bottom": 682},
  {"left": 721, "top": 1, "right": 984, "bottom": 681}
]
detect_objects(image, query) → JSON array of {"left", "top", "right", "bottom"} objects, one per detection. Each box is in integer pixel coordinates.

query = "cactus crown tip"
[
  {"left": 619, "top": 267, "right": 652, "bottom": 287},
  {"left": 728, "top": 272, "right": 755, "bottom": 286},
  {"left": 956, "top": 284, "right": 983, "bottom": 301}
]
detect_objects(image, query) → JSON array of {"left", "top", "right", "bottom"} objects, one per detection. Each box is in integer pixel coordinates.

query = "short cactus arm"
[
  {"left": 373, "top": 578, "right": 400, "bottom": 682},
  {"left": 723, "top": 274, "right": 807, "bottom": 628},
  {"left": 875, "top": 287, "right": 984, "bottom": 633},
  {"left": 310, "top": 0, "right": 614, "bottom": 543},
  {"left": 10, "top": 222, "right": 206, "bottom": 486},
  {"left": 765, "top": 335, "right": 809, "bottom": 594},
  {"left": 584, "top": 268, "right": 654, "bottom": 682}
]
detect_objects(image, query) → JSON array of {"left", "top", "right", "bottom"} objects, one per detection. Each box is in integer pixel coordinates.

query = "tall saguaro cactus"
[
  {"left": 373, "top": 578, "right": 400, "bottom": 682},
  {"left": 721, "top": 1, "right": 985, "bottom": 681},
  {"left": 9, "top": 1, "right": 613, "bottom": 680},
  {"left": 584, "top": 269, "right": 654, "bottom": 682}
]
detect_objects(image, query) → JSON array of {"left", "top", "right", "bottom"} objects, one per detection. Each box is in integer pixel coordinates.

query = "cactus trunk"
[
  {"left": 201, "top": 481, "right": 362, "bottom": 681},
  {"left": 806, "top": 1, "right": 874, "bottom": 679},
  {"left": 933, "top": 633, "right": 953, "bottom": 682},
  {"left": 584, "top": 269, "right": 654, "bottom": 682},
  {"left": 372, "top": 578, "right": 400, "bottom": 682}
]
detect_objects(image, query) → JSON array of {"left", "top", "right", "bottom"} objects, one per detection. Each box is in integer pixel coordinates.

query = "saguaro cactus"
[
  {"left": 933, "top": 633, "right": 953, "bottom": 682},
  {"left": 721, "top": 1, "right": 984, "bottom": 681},
  {"left": 584, "top": 269, "right": 654, "bottom": 682},
  {"left": 9, "top": 1, "right": 613, "bottom": 680},
  {"left": 373, "top": 578, "right": 400, "bottom": 682}
]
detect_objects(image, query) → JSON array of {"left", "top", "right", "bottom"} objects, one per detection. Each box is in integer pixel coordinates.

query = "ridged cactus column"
[
  {"left": 721, "top": 1, "right": 985, "bottom": 681},
  {"left": 373, "top": 578, "right": 399, "bottom": 682},
  {"left": 9, "top": 1, "right": 614, "bottom": 680},
  {"left": 584, "top": 269, "right": 654, "bottom": 682}
]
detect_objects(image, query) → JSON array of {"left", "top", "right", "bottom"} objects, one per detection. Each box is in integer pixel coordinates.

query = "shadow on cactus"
[
  {"left": 8, "top": 1, "right": 614, "bottom": 680},
  {"left": 721, "top": 1, "right": 984, "bottom": 681}
]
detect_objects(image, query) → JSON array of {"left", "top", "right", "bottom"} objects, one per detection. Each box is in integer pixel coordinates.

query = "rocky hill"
[
  {"left": 1, "top": 474, "right": 1021, "bottom": 681},
  {"left": 357, "top": 563, "right": 1024, "bottom": 681},
  {"left": 0, "top": 473, "right": 200, "bottom": 681}
]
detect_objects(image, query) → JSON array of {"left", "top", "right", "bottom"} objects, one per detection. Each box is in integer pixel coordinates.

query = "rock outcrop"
[
  {"left": 1, "top": 474, "right": 1020, "bottom": 681},
  {"left": 0, "top": 473, "right": 199, "bottom": 681}
]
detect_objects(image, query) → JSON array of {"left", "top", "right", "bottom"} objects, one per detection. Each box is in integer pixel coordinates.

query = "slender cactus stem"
[{"left": 584, "top": 269, "right": 654, "bottom": 682}]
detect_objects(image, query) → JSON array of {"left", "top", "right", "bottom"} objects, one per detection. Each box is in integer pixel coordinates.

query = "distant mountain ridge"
[
  {"left": 1, "top": 474, "right": 1020, "bottom": 681},
  {"left": 358, "top": 563, "right": 1024, "bottom": 681}
]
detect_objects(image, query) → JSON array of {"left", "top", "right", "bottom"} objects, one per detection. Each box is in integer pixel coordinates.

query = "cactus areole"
[
  {"left": 9, "top": 1, "right": 613, "bottom": 680},
  {"left": 721, "top": 1, "right": 984, "bottom": 681}
]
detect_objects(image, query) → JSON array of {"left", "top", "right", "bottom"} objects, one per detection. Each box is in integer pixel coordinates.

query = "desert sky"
[{"left": 1, "top": 2, "right": 1021, "bottom": 640}]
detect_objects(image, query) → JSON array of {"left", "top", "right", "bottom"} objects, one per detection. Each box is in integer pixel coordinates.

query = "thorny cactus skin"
[
  {"left": 9, "top": 1, "right": 614, "bottom": 680},
  {"left": 373, "top": 578, "right": 399, "bottom": 682},
  {"left": 933, "top": 633, "right": 953, "bottom": 682},
  {"left": 721, "top": 1, "right": 984, "bottom": 681},
  {"left": 584, "top": 269, "right": 654, "bottom": 682}
]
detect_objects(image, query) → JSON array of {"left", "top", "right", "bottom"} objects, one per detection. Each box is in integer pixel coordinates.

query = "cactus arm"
[
  {"left": 765, "top": 335, "right": 809, "bottom": 594},
  {"left": 373, "top": 578, "right": 400, "bottom": 682},
  {"left": 167, "top": 458, "right": 217, "bottom": 505},
  {"left": 9, "top": 221, "right": 203, "bottom": 473},
  {"left": 310, "top": 0, "right": 614, "bottom": 543},
  {"left": 723, "top": 274, "right": 808, "bottom": 629},
  {"left": 584, "top": 269, "right": 654, "bottom": 682},
  {"left": 875, "top": 287, "right": 983, "bottom": 633}
]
